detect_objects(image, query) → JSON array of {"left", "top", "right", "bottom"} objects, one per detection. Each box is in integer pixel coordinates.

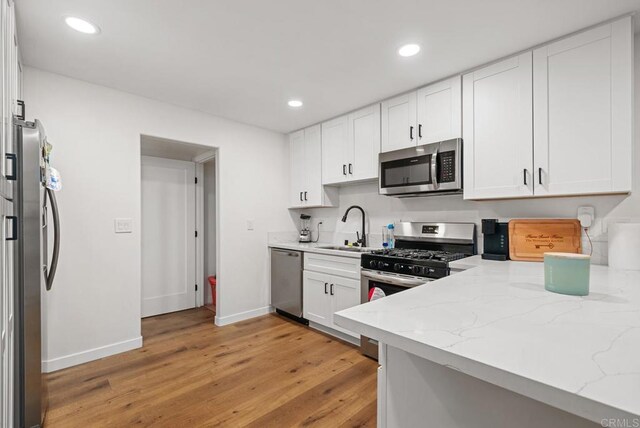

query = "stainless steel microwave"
[{"left": 379, "top": 138, "right": 462, "bottom": 197}]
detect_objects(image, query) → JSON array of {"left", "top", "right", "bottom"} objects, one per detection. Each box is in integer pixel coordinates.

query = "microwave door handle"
[{"left": 431, "top": 149, "right": 439, "bottom": 189}]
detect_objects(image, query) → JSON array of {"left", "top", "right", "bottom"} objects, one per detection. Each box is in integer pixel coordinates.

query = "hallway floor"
[{"left": 44, "top": 308, "right": 377, "bottom": 427}]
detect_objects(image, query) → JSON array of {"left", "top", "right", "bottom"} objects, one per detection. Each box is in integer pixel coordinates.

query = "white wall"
[
  {"left": 25, "top": 67, "right": 291, "bottom": 371},
  {"left": 203, "top": 159, "right": 216, "bottom": 305},
  {"left": 295, "top": 34, "right": 640, "bottom": 266}
]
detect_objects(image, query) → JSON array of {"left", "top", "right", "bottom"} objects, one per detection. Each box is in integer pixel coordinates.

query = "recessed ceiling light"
[
  {"left": 398, "top": 44, "right": 420, "bottom": 57},
  {"left": 65, "top": 16, "right": 100, "bottom": 34},
  {"left": 288, "top": 100, "right": 303, "bottom": 108}
]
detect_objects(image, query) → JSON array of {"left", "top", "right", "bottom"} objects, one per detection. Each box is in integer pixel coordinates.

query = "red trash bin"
[{"left": 207, "top": 276, "right": 217, "bottom": 306}]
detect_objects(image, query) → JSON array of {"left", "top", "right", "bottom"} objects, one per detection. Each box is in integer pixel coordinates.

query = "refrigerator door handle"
[
  {"left": 5, "top": 153, "right": 17, "bottom": 181},
  {"left": 6, "top": 216, "right": 17, "bottom": 240},
  {"left": 45, "top": 188, "right": 60, "bottom": 290}
]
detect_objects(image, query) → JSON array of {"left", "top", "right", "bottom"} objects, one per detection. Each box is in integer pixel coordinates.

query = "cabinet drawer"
[{"left": 304, "top": 252, "right": 360, "bottom": 279}]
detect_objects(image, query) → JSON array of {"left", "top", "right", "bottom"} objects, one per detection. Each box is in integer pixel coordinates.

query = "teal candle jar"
[{"left": 544, "top": 252, "right": 591, "bottom": 296}]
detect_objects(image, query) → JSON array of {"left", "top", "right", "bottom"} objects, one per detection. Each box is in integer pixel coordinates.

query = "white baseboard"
[
  {"left": 42, "top": 336, "right": 143, "bottom": 373},
  {"left": 215, "top": 306, "right": 273, "bottom": 326}
]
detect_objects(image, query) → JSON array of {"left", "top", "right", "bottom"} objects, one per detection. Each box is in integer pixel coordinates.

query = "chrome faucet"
[{"left": 341, "top": 205, "right": 366, "bottom": 247}]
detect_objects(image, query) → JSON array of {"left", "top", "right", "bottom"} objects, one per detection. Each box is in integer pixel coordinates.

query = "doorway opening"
[{"left": 140, "top": 135, "right": 218, "bottom": 319}]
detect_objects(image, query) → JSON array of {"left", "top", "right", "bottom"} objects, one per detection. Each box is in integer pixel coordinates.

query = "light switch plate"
[
  {"left": 114, "top": 218, "right": 133, "bottom": 233},
  {"left": 246, "top": 220, "right": 254, "bottom": 231}
]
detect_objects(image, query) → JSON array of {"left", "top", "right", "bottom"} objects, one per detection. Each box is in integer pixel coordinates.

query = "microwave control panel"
[{"left": 438, "top": 150, "right": 456, "bottom": 183}]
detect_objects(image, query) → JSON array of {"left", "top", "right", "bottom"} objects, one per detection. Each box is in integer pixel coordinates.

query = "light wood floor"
[{"left": 44, "top": 308, "right": 377, "bottom": 427}]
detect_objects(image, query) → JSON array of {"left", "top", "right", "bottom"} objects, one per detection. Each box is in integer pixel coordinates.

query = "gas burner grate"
[{"left": 370, "top": 249, "right": 467, "bottom": 262}]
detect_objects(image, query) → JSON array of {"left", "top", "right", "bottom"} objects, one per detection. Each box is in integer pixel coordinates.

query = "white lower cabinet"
[
  {"left": 303, "top": 254, "right": 360, "bottom": 339},
  {"left": 329, "top": 278, "right": 360, "bottom": 337},
  {"left": 302, "top": 271, "right": 331, "bottom": 326}
]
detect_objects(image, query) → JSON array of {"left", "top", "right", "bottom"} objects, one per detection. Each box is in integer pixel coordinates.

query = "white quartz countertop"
[
  {"left": 268, "top": 241, "right": 376, "bottom": 259},
  {"left": 335, "top": 256, "right": 640, "bottom": 423}
]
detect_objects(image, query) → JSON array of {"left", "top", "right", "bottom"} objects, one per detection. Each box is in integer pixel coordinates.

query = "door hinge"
[
  {"left": 195, "top": 177, "right": 198, "bottom": 184},
  {"left": 195, "top": 284, "right": 198, "bottom": 291},
  {"left": 195, "top": 231, "right": 198, "bottom": 238}
]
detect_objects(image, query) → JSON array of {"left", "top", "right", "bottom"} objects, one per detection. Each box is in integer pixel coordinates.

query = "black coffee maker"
[{"left": 481, "top": 219, "right": 509, "bottom": 261}]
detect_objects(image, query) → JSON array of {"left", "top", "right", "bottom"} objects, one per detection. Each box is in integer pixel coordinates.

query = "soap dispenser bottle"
[{"left": 387, "top": 224, "right": 395, "bottom": 249}]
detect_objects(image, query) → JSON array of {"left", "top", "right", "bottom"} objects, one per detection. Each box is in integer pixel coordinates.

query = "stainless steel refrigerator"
[{"left": 11, "top": 116, "right": 60, "bottom": 427}]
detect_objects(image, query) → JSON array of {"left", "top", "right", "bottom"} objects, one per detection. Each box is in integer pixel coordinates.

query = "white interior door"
[{"left": 142, "top": 156, "right": 196, "bottom": 318}]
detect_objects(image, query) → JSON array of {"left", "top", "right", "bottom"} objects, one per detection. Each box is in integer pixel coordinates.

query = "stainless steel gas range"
[{"left": 360, "top": 222, "right": 477, "bottom": 359}]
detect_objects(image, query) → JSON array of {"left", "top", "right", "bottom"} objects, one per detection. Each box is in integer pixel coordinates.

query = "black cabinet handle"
[
  {"left": 348, "top": 163, "right": 352, "bottom": 175},
  {"left": 418, "top": 124, "right": 422, "bottom": 139},
  {"left": 304, "top": 191, "right": 307, "bottom": 201},
  {"left": 299, "top": 191, "right": 303, "bottom": 201},
  {"left": 16, "top": 100, "right": 25, "bottom": 120},
  {"left": 330, "top": 284, "right": 334, "bottom": 296},
  {"left": 523, "top": 169, "right": 528, "bottom": 186},
  {"left": 538, "top": 167, "right": 543, "bottom": 185},
  {"left": 5, "top": 153, "right": 16, "bottom": 181},
  {"left": 409, "top": 126, "right": 414, "bottom": 140},
  {"left": 343, "top": 164, "right": 346, "bottom": 175},
  {"left": 6, "top": 216, "right": 17, "bottom": 241},
  {"left": 324, "top": 282, "right": 328, "bottom": 294}
]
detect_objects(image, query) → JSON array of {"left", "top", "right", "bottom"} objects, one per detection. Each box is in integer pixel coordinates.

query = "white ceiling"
[{"left": 16, "top": 0, "right": 640, "bottom": 134}]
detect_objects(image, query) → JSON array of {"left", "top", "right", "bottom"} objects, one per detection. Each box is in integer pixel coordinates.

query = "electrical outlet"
[
  {"left": 114, "top": 218, "right": 133, "bottom": 233},
  {"left": 247, "top": 220, "right": 254, "bottom": 231},
  {"left": 577, "top": 206, "right": 594, "bottom": 228}
]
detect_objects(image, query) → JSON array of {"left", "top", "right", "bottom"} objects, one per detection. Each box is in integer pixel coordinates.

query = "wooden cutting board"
[{"left": 508, "top": 219, "right": 582, "bottom": 262}]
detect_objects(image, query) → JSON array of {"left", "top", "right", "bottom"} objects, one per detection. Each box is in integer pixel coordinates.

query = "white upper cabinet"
[
  {"left": 348, "top": 104, "right": 381, "bottom": 182},
  {"left": 416, "top": 76, "right": 462, "bottom": 144},
  {"left": 290, "top": 125, "right": 337, "bottom": 208},
  {"left": 321, "top": 104, "right": 381, "bottom": 185},
  {"left": 464, "top": 16, "right": 633, "bottom": 201},
  {"left": 303, "top": 124, "right": 323, "bottom": 205},
  {"left": 321, "top": 115, "right": 349, "bottom": 185},
  {"left": 382, "top": 78, "right": 462, "bottom": 153},
  {"left": 381, "top": 92, "right": 417, "bottom": 152},
  {"left": 533, "top": 17, "right": 633, "bottom": 197},
  {"left": 463, "top": 53, "right": 534, "bottom": 200},
  {"left": 289, "top": 130, "right": 306, "bottom": 207}
]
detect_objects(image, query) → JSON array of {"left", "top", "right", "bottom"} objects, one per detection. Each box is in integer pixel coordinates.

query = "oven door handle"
[{"left": 362, "top": 271, "right": 427, "bottom": 287}]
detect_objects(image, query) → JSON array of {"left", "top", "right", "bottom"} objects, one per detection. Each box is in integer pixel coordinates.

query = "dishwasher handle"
[
  {"left": 272, "top": 249, "right": 301, "bottom": 257},
  {"left": 361, "top": 270, "right": 428, "bottom": 287}
]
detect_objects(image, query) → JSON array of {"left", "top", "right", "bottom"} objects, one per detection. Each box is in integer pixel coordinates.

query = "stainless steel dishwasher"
[{"left": 270, "top": 248, "right": 308, "bottom": 324}]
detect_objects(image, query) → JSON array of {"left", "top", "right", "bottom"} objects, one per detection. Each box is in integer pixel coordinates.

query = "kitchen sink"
[{"left": 317, "top": 245, "right": 370, "bottom": 253}]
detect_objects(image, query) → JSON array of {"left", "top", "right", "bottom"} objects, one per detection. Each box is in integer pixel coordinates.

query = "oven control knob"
[
  {"left": 411, "top": 265, "right": 422, "bottom": 275},
  {"left": 393, "top": 263, "right": 401, "bottom": 271},
  {"left": 369, "top": 261, "right": 377, "bottom": 269},
  {"left": 377, "top": 261, "right": 386, "bottom": 269}
]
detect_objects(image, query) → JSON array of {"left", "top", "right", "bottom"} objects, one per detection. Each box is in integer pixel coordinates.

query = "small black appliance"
[{"left": 481, "top": 219, "right": 509, "bottom": 261}]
